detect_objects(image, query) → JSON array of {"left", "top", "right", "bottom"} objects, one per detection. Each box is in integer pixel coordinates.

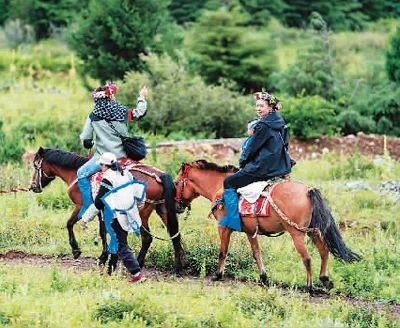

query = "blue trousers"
[{"left": 77, "top": 157, "right": 101, "bottom": 218}]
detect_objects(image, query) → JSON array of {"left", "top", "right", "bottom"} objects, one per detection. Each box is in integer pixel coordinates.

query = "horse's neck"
[
  {"left": 50, "top": 164, "right": 77, "bottom": 186},
  {"left": 191, "top": 170, "right": 229, "bottom": 201}
]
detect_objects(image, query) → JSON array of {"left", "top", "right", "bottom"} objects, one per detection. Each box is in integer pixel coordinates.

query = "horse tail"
[
  {"left": 308, "top": 188, "right": 361, "bottom": 263},
  {"left": 160, "top": 174, "right": 180, "bottom": 237}
]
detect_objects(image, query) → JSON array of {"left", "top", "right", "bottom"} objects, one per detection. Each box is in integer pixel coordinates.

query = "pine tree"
[
  {"left": 186, "top": 5, "right": 277, "bottom": 92},
  {"left": 68, "top": 0, "right": 179, "bottom": 82}
]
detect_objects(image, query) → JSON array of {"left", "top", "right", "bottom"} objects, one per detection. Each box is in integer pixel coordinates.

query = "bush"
[
  {"left": 282, "top": 96, "right": 337, "bottom": 138},
  {"left": 118, "top": 54, "right": 253, "bottom": 138}
]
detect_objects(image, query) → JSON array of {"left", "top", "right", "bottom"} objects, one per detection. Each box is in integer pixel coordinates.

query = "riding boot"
[
  {"left": 77, "top": 177, "right": 93, "bottom": 218},
  {"left": 219, "top": 188, "right": 242, "bottom": 231}
]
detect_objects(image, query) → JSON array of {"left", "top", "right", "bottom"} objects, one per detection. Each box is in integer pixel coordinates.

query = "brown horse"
[
  {"left": 175, "top": 160, "right": 361, "bottom": 292},
  {"left": 29, "top": 147, "right": 184, "bottom": 273}
]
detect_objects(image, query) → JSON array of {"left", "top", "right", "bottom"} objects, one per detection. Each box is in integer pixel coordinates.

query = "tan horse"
[{"left": 175, "top": 160, "right": 361, "bottom": 293}]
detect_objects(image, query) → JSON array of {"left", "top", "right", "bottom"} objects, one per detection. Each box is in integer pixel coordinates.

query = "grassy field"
[
  {"left": 0, "top": 153, "right": 399, "bottom": 327},
  {"left": 0, "top": 22, "right": 399, "bottom": 327}
]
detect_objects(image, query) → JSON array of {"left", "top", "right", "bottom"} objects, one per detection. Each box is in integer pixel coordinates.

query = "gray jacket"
[{"left": 80, "top": 96, "right": 147, "bottom": 159}]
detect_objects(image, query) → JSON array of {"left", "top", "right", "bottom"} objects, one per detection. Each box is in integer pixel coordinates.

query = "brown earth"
[
  {"left": 1, "top": 250, "right": 399, "bottom": 318},
  {"left": 155, "top": 132, "right": 400, "bottom": 162}
]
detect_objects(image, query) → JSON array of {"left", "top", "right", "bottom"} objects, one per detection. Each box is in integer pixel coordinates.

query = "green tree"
[
  {"left": 8, "top": 0, "right": 87, "bottom": 39},
  {"left": 386, "top": 26, "right": 400, "bottom": 85},
  {"left": 282, "top": 0, "right": 366, "bottom": 31},
  {"left": 239, "top": 0, "right": 286, "bottom": 27},
  {"left": 169, "top": 0, "right": 208, "bottom": 24},
  {"left": 68, "top": 0, "right": 180, "bottom": 82},
  {"left": 275, "top": 13, "right": 337, "bottom": 100},
  {"left": 0, "top": 0, "right": 10, "bottom": 25},
  {"left": 186, "top": 6, "right": 277, "bottom": 92}
]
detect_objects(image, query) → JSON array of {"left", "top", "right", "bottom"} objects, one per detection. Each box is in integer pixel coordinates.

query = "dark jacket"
[{"left": 239, "top": 111, "right": 291, "bottom": 179}]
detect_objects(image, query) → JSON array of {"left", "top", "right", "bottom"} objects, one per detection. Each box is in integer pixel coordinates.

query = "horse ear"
[{"left": 38, "top": 147, "right": 44, "bottom": 156}]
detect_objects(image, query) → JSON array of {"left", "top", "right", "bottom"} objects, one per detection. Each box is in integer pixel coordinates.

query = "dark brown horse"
[
  {"left": 175, "top": 160, "right": 361, "bottom": 292},
  {"left": 29, "top": 147, "right": 184, "bottom": 273}
]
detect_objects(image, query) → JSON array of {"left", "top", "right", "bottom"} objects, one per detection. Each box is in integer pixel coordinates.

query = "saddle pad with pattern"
[
  {"left": 239, "top": 195, "right": 271, "bottom": 217},
  {"left": 90, "top": 158, "right": 139, "bottom": 199}
]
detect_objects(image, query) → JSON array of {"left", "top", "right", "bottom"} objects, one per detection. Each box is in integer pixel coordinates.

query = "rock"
[{"left": 344, "top": 181, "right": 371, "bottom": 191}]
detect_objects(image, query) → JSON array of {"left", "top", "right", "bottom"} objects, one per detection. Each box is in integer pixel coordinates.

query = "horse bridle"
[
  {"left": 175, "top": 163, "right": 198, "bottom": 210},
  {"left": 31, "top": 158, "right": 55, "bottom": 192}
]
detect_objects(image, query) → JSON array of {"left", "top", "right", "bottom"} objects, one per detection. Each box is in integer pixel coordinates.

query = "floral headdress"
[
  {"left": 254, "top": 91, "right": 280, "bottom": 107},
  {"left": 92, "top": 82, "right": 118, "bottom": 100}
]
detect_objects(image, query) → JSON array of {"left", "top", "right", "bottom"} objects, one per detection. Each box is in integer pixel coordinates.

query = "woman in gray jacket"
[{"left": 77, "top": 83, "right": 148, "bottom": 219}]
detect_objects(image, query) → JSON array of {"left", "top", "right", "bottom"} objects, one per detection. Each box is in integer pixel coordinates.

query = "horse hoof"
[
  {"left": 72, "top": 249, "right": 82, "bottom": 259},
  {"left": 212, "top": 273, "right": 223, "bottom": 281},
  {"left": 319, "top": 276, "right": 334, "bottom": 290},
  {"left": 308, "top": 286, "right": 314, "bottom": 295},
  {"left": 172, "top": 268, "right": 183, "bottom": 277},
  {"left": 259, "top": 273, "right": 269, "bottom": 286}
]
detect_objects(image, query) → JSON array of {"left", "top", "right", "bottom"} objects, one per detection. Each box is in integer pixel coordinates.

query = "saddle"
[{"left": 213, "top": 180, "right": 279, "bottom": 218}]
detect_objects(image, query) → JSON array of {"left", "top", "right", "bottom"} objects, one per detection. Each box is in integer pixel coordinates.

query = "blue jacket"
[{"left": 239, "top": 111, "right": 291, "bottom": 179}]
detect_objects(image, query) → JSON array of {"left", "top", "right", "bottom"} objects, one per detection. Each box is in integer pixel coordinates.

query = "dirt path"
[{"left": 1, "top": 251, "right": 398, "bottom": 318}]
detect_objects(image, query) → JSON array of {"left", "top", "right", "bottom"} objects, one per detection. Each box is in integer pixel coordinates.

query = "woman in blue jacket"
[{"left": 220, "top": 91, "right": 292, "bottom": 231}]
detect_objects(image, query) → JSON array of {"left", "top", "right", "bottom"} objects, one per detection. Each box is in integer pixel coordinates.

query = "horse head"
[
  {"left": 29, "top": 147, "right": 56, "bottom": 193},
  {"left": 175, "top": 162, "right": 200, "bottom": 214},
  {"left": 175, "top": 160, "right": 237, "bottom": 213}
]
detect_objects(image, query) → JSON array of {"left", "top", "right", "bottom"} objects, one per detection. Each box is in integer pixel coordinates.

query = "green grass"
[{"left": 0, "top": 263, "right": 397, "bottom": 327}]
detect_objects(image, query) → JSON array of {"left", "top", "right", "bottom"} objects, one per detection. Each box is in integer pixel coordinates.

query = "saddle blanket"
[
  {"left": 90, "top": 158, "right": 139, "bottom": 199},
  {"left": 239, "top": 195, "right": 271, "bottom": 217}
]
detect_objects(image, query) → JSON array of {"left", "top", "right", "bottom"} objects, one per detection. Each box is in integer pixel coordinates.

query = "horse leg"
[
  {"left": 213, "top": 226, "right": 233, "bottom": 281},
  {"left": 291, "top": 231, "right": 313, "bottom": 293},
  {"left": 98, "top": 213, "right": 108, "bottom": 271},
  {"left": 137, "top": 205, "right": 154, "bottom": 268},
  {"left": 158, "top": 208, "right": 185, "bottom": 275},
  {"left": 67, "top": 207, "right": 81, "bottom": 259},
  {"left": 246, "top": 234, "right": 268, "bottom": 285},
  {"left": 311, "top": 232, "right": 334, "bottom": 290}
]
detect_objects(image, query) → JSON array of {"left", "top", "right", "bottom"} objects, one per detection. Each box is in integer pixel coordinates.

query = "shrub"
[
  {"left": 0, "top": 120, "right": 25, "bottom": 163},
  {"left": 118, "top": 54, "right": 253, "bottom": 138},
  {"left": 282, "top": 95, "right": 337, "bottom": 138}
]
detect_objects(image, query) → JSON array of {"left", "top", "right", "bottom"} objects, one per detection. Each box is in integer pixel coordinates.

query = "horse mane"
[
  {"left": 190, "top": 159, "right": 238, "bottom": 173},
  {"left": 43, "top": 148, "right": 89, "bottom": 170}
]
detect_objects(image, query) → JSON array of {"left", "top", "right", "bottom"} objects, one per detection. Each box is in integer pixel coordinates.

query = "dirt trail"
[{"left": 1, "top": 251, "right": 398, "bottom": 318}]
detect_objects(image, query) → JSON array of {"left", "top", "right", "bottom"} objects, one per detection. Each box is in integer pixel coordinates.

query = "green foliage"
[
  {"left": 282, "top": 0, "right": 366, "bottom": 31},
  {"left": 3, "top": 19, "right": 34, "bottom": 49},
  {"left": 282, "top": 96, "right": 337, "bottom": 138},
  {"left": 386, "top": 25, "right": 400, "bottom": 85},
  {"left": 68, "top": 0, "right": 180, "bottom": 82},
  {"left": 239, "top": 0, "right": 286, "bottom": 27},
  {"left": 118, "top": 54, "right": 253, "bottom": 138},
  {"left": 186, "top": 6, "right": 277, "bottom": 92},
  {"left": 336, "top": 72, "right": 400, "bottom": 136},
  {"left": 8, "top": 0, "right": 87, "bottom": 39},
  {"left": 274, "top": 13, "right": 337, "bottom": 100},
  {"left": 0, "top": 311, "right": 10, "bottom": 325},
  {"left": 328, "top": 152, "right": 382, "bottom": 179},
  {"left": 93, "top": 300, "right": 134, "bottom": 323},
  {"left": 0, "top": 119, "right": 24, "bottom": 163},
  {"left": 0, "top": 0, "right": 10, "bottom": 26},
  {"left": 169, "top": 0, "right": 208, "bottom": 25}
]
